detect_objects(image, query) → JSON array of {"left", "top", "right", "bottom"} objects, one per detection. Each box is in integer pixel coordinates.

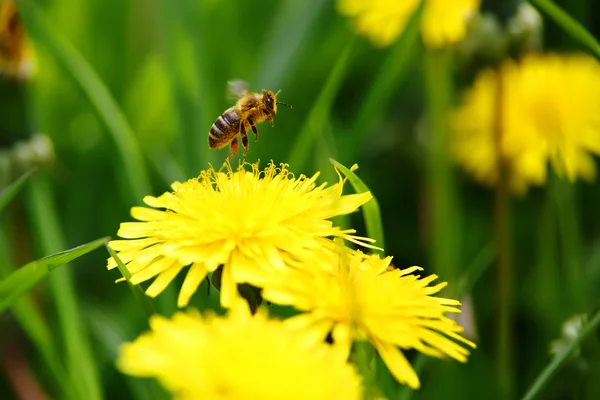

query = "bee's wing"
[{"left": 227, "top": 80, "right": 249, "bottom": 101}]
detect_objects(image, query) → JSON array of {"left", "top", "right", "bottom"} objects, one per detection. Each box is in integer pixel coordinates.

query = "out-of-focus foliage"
[{"left": 2, "top": 0, "right": 600, "bottom": 399}]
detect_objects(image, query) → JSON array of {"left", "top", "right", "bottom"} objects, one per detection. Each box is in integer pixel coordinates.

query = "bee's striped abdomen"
[{"left": 208, "top": 107, "right": 241, "bottom": 148}]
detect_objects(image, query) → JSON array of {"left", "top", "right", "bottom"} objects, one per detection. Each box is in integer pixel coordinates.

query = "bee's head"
[
  {"left": 262, "top": 89, "right": 292, "bottom": 117},
  {"left": 262, "top": 90, "right": 277, "bottom": 115}
]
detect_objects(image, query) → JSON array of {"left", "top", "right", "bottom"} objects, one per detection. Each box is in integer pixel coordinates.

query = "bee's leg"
[
  {"left": 227, "top": 137, "right": 239, "bottom": 160},
  {"left": 247, "top": 117, "right": 259, "bottom": 141},
  {"left": 261, "top": 109, "right": 274, "bottom": 127},
  {"left": 240, "top": 123, "right": 249, "bottom": 156}
]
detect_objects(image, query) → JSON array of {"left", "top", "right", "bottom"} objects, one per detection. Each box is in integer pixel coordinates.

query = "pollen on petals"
[
  {"left": 261, "top": 248, "right": 476, "bottom": 389},
  {"left": 107, "top": 161, "right": 374, "bottom": 308}
]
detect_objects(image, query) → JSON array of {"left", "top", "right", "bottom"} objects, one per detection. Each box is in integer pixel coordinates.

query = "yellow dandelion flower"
[
  {"left": 262, "top": 248, "right": 475, "bottom": 389},
  {"left": 451, "top": 53, "right": 600, "bottom": 194},
  {"left": 117, "top": 304, "right": 363, "bottom": 400},
  {"left": 107, "top": 161, "right": 374, "bottom": 308},
  {"left": 337, "top": 0, "right": 481, "bottom": 48},
  {"left": 0, "top": 0, "right": 35, "bottom": 80}
]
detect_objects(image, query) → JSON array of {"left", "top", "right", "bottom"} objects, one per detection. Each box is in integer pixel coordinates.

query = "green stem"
[
  {"left": 522, "top": 309, "right": 600, "bottom": 400},
  {"left": 350, "top": 341, "right": 378, "bottom": 398},
  {"left": 535, "top": 185, "right": 560, "bottom": 324},
  {"left": 493, "top": 68, "right": 514, "bottom": 400},
  {"left": 424, "top": 49, "right": 461, "bottom": 284},
  {"left": 551, "top": 175, "right": 585, "bottom": 310},
  {"left": 528, "top": 0, "right": 600, "bottom": 57},
  {"left": 495, "top": 156, "right": 513, "bottom": 400}
]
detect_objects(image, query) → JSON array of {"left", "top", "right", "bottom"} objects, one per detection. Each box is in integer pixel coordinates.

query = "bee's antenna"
[
  {"left": 274, "top": 89, "right": 282, "bottom": 97},
  {"left": 276, "top": 101, "right": 292, "bottom": 109}
]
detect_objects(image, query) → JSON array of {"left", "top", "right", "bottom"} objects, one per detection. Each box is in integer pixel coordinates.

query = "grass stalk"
[
  {"left": 18, "top": 0, "right": 151, "bottom": 204},
  {"left": 551, "top": 176, "right": 585, "bottom": 311},
  {"left": 493, "top": 67, "right": 514, "bottom": 400},
  {"left": 529, "top": 0, "right": 600, "bottom": 57},
  {"left": 287, "top": 37, "right": 356, "bottom": 170},
  {"left": 346, "top": 1, "right": 423, "bottom": 161},
  {"left": 522, "top": 308, "right": 600, "bottom": 400},
  {"left": 25, "top": 174, "right": 102, "bottom": 400},
  {"left": 423, "top": 49, "right": 461, "bottom": 284}
]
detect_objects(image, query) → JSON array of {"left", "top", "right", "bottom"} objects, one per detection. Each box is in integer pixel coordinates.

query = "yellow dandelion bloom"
[
  {"left": 118, "top": 304, "right": 363, "bottom": 400},
  {"left": 451, "top": 54, "right": 600, "bottom": 194},
  {"left": 0, "top": 0, "right": 35, "bottom": 80},
  {"left": 107, "top": 161, "right": 374, "bottom": 308},
  {"left": 262, "top": 248, "right": 475, "bottom": 389},
  {"left": 337, "top": 0, "right": 481, "bottom": 48}
]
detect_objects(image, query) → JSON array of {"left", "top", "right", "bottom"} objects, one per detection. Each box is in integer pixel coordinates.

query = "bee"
[{"left": 208, "top": 80, "right": 292, "bottom": 159}]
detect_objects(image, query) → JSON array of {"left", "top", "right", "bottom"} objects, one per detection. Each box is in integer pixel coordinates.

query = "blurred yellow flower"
[
  {"left": 0, "top": 0, "right": 35, "bottom": 80},
  {"left": 451, "top": 54, "right": 600, "bottom": 194},
  {"left": 262, "top": 247, "right": 475, "bottom": 389},
  {"left": 118, "top": 304, "right": 363, "bottom": 400},
  {"left": 107, "top": 161, "right": 374, "bottom": 308},
  {"left": 337, "top": 0, "right": 480, "bottom": 48}
]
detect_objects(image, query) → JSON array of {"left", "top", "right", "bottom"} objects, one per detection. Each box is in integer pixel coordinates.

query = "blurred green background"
[{"left": 2, "top": 0, "right": 600, "bottom": 399}]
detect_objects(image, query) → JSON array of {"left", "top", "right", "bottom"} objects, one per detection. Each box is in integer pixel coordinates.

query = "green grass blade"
[
  {"left": 330, "top": 159, "right": 384, "bottom": 255},
  {"left": 105, "top": 244, "right": 155, "bottom": 319},
  {"left": 0, "top": 226, "right": 72, "bottom": 399},
  {"left": 287, "top": 38, "right": 356, "bottom": 170},
  {"left": 522, "top": 309, "right": 600, "bottom": 400},
  {"left": 346, "top": 1, "right": 423, "bottom": 160},
  {"left": 256, "top": 0, "right": 328, "bottom": 90},
  {"left": 529, "top": 0, "right": 600, "bottom": 57},
  {"left": 83, "top": 302, "right": 169, "bottom": 400},
  {"left": 157, "top": 0, "right": 218, "bottom": 176},
  {"left": 25, "top": 175, "right": 103, "bottom": 400},
  {"left": 0, "top": 237, "right": 109, "bottom": 313},
  {"left": 18, "top": 0, "right": 151, "bottom": 203},
  {"left": 457, "top": 243, "right": 495, "bottom": 297},
  {"left": 424, "top": 49, "right": 460, "bottom": 281},
  {"left": 397, "top": 355, "right": 428, "bottom": 400},
  {"left": 42, "top": 237, "right": 110, "bottom": 269},
  {"left": 0, "top": 169, "right": 35, "bottom": 212},
  {"left": 552, "top": 176, "right": 585, "bottom": 310},
  {"left": 10, "top": 297, "right": 73, "bottom": 397}
]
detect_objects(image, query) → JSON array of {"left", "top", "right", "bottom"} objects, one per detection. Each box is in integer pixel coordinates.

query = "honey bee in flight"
[{"left": 208, "top": 80, "right": 292, "bottom": 159}]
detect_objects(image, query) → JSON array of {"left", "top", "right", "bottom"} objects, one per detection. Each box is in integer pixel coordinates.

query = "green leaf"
[
  {"left": 0, "top": 237, "right": 109, "bottom": 314},
  {"left": 329, "top": 159, "right": 384, "bottom": 255},
  {"left": 18, "top": 0, "right": 151, "bottom": 203},
  {"left": 529, "top": 0, "right": 600, "bottom": 58},
  {"left": 0, "top": 169, "right": 35, "bottom": 212},
  {"left": 105, "top": 244, "right": 155, "bottom": 319}
]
